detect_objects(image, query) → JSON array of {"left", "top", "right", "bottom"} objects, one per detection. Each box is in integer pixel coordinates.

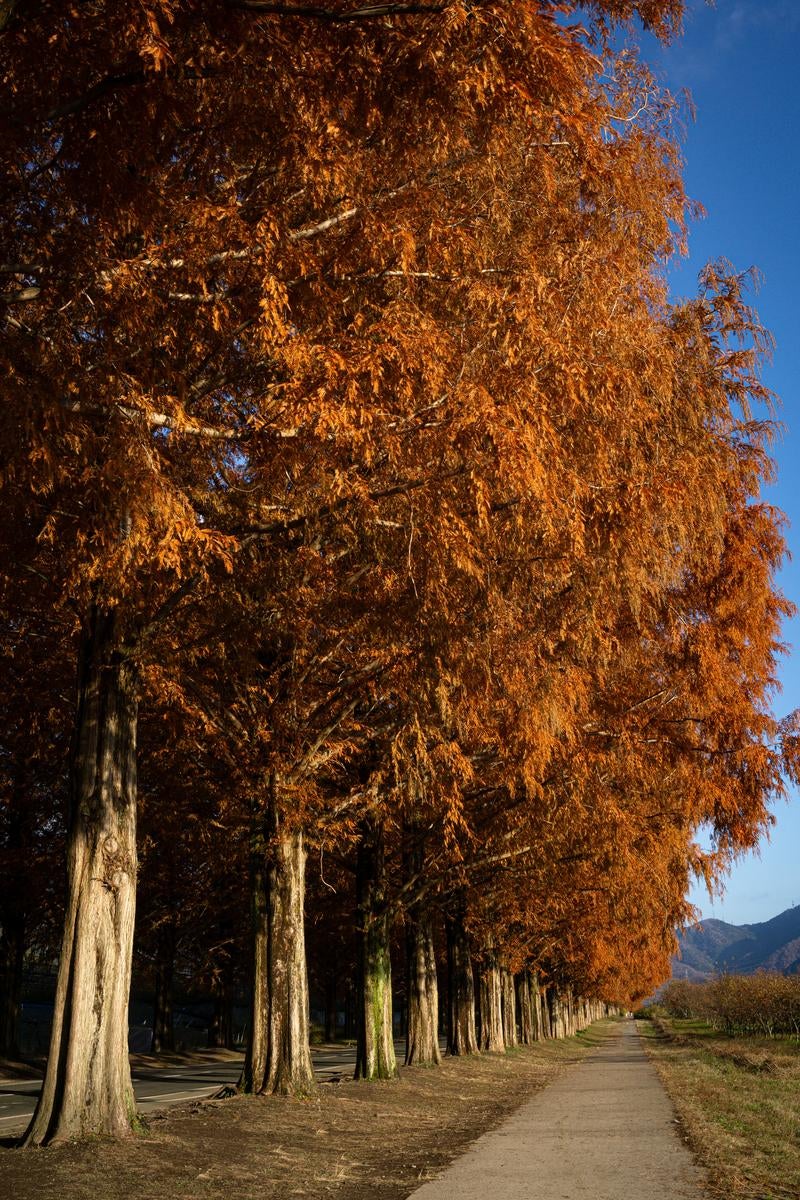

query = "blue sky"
[{"left": 630, "top": 0, "right": 800, "bottom": 926}]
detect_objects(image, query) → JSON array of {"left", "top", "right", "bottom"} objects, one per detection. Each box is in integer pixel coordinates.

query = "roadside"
[
  {"left": 0, "top": 1046, "right": 244, "bottom": 1082},
  {"left": 0, "top": 1022, "right": 613, "bottom": 1200},
  {"left": 0, "top": 1042, "right": 396, "bottom": 1135},
  {"left": 639, "top": 1016, "right": 800, "bottom": 1200}
]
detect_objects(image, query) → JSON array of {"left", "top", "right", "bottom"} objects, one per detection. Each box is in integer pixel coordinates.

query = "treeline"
[
  {"left": 661, "top": 975, "right": 800, "bottom": 1039},
  {"left": 1, "top": 0, "right": 797, "bottom": 1147}
]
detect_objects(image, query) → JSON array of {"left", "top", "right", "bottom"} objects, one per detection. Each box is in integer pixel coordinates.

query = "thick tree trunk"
[
  {"left": 404, "top": 829, "right": 440, "bottom": 1067},
  {"left": 550, "top": 989, "right": 566, "bottom": 1039},
  {"left": 151, "top": 920, "right": 175, "bottom": 1054},
  {"left": 26, "top": 606, "right": 138, "bottom": 1145},
  {"left": 529, "top": 972, "right": 543, "bottom": 1041},
  {"left": 240, "top": 802, "right": 269, "bottom": 1093},
  {"left": 539, "top": 984, "right": 551, "bottom": 1038},
  {"left": 501, "top": 966, "right": 517, "bottom": 1048},
  {"left": 355, "top": 816, "right": 397, "bottom": 1080},
  {"left": 478, "top": 944, "right": 504, "bottom": 1053},
  {"left": 515, "top": 970, "right": 534, "bottom": 1046},
  {"left": 264, "top": 816, "right": 315, "bottom": 1094},
  {"left": 565, "top": 989, "right": 576, "bottom": 1036},
  {"left": 0, "top": 908, "right": 25, "bottom": 1059},
  {"left": 445, "top": 904, "right": 478, "bottom": 1055},
  {"left": 241, "top": 788, "right": 314, "bottom": 1096},
  {"left": 405, "top": 912, "right": 441, "bottom": 1066}
]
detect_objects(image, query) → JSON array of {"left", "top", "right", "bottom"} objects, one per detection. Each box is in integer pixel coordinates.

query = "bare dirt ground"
[{"left": 0, "top": 1027, "right": 609, "bottom": 1200}]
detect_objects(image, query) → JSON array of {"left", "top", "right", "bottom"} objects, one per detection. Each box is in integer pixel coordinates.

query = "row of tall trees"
[{"left": 1, "top": 0, "right": 796, "bottom": 1146}]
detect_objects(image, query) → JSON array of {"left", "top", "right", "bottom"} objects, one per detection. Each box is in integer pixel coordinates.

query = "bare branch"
[
  {"left": 2, "top": 286, "right": 40, "bottom": 304},
  {"left": 240, "top": 465, "right": 465, "bottom": 542},
  {"left": 45, "top": 69, "right": 146, "bottom": 123},
  {"left": 0, "top": 262, "right": 44, "bottom": 274},
  {"left": 230, "top": 1, "right": 448, "bottom": 20},
  {"left": 288, "top": 206, "right": 359, "bottom": 240}
]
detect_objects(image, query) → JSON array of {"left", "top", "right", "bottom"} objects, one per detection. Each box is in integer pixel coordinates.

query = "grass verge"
[
  {"left": 0, "top": 1021, "right": 618, "bottom": 1200},
  {"left": 640, "top": 1016, "right": 800, "bottom": 1200}
]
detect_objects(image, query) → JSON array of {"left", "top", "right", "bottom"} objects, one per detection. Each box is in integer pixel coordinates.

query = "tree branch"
[{"left": 230, "top": 1, "right": 448, "bottom": 20}]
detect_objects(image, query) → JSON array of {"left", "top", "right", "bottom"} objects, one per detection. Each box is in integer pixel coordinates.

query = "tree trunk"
[
  {"left": 478, "top": 944, "right": 504, "bottom": 1053},
  {"left": 208, "top": 972, "right": 234, "bottom": 1049},
  {"left": 26, "top": 606, "right": 138, "bottom": 1145},
  {"left": 151, "top": 920, "right": 175, "bottom": 1054},
  {"left": 0, "top": 906, "right": 25, "bottom": 1059},
  {"left": 501, "top": 966, "right": 517, "bottom": 1048},
  {"left": 240, "top": 787, "right": 314, "bottom": 1095},
  {"left": 445, "top": 903, "right": 478, "bottom": 1056},
  {"left": 550, "top": 989, "right": 566, "bottom": 1039},
  {"left": 264, "top": 788, "right": 315, "bottom": 1095},
  {"left": 405, "top": 911, "right": 441, "bottom": 1066},
  {"left": 515, "top": 970, "right": 534, "bottom": 1046},
  {"left": 404, "top": 829, "right": 440, "bottom": 1067},
  {"left": 355, "top": 816, "right": 397, "bottom": 1080},
  {"left": 529, "top": 972, "right": 543, "bottom": 1041},
  {"left": 240, "top": 801, "right": 269, "bottom": 1093},
  {"left": 539, "top": 984, "right": 551, "bottom": 1038}
]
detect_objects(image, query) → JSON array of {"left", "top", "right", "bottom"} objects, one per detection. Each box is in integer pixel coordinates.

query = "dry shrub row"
[{"left": 661, "top": 974, "right": 800, "bottom": 1037}]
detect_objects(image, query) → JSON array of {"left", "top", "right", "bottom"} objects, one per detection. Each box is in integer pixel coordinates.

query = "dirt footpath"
[{"left": 409, "top": 1019, "right": 708, "bottom": 1200}]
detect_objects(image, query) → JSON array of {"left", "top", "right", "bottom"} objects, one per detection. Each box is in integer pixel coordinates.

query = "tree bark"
[
  {"left": 529, "top": 972, "right": 543, "bottom": 1041},
  {"left": 501, "top": 966, "right": 517, "bottom": 1048},
  {"left": 25, "top": 606, "right": 138, "bottom": 1145},
  {"left": 445, "top": 902, "right": 478, "bottom": 1055},
  {"left": 405, "top": 911, "right": 441, "bottom": 1066},
  {"left": 404, "top": 829, "right": 440, "bottom": 1067},
  {"left": 478, "top": 944, "right": 504, "bottom": 1053},
  {"left": 355, "top": 816, "right": 397, "bottom": 1080},
  {"left": 264, "top": 815, "right": 315, "bottom": 1094},
  {"left": 208, "top": 972, "right": 234, "bottom": 1049},
  {"left": 240, "top": 799, "right": 269, "bottom": 1093},
  {"left": 539, "top": 983, "right": 551, "bottom": 1038},
  {"left": 515, "top": 970, "right": 534, "bottom": 1046},
  {"left": 240, "top": 786, "right": 314, "bottom": 1095},
  {"left": 549, "top": 988, "right": 566, "bottom": 1039},
  {"left": 151, "top": 919, "right": 175, "bottom": 1054}
]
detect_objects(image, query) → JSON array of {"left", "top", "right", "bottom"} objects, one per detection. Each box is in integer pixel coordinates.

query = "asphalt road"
[{"left": 0, "top": 1041, "right": 388, "bottom": 1138}]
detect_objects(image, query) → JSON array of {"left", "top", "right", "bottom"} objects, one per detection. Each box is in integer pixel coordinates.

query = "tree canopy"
[{"left": 1, "top": 0, "right": 796, "bottom": 1146}]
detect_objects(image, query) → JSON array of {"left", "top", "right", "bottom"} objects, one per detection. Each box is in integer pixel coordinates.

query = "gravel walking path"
[{"left": 409, "top": 1019, "right": 707, "bottom": 1199}]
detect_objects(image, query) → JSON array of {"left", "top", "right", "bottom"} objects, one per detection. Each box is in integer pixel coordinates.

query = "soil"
[{"left": 0, "top": 1032, "right": 599, "bottom": 1200}]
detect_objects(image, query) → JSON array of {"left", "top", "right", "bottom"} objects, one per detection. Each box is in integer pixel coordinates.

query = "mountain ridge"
[{"left": 673, "top": 905, "right": 800, "bottom": 981}]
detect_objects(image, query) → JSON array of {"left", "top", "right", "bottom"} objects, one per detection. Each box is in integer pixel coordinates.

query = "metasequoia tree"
[{"left": 4, "top": 0, "right": 793, "bottom": 1143}]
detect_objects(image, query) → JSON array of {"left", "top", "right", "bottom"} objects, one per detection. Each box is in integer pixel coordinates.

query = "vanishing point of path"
[{"left": 410, "top": 1020, "right": 707, "bottom": 1200}]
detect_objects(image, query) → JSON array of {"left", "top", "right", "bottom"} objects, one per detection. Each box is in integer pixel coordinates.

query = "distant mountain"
[{"left": 672, "top": 906, "right": 800, "bottom": 981}]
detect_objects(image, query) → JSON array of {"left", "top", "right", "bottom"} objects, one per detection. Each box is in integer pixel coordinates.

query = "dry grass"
[
  {"left": 0, "top": 1023, "right": 615, "bottom": 1200},
  {"left": 640, "top": 1016, "right": 800, "bottom": 1200}
]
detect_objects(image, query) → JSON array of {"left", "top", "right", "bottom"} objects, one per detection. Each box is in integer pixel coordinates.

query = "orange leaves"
[{"left": 0, "top": 0, "right": 786, "bottom": 1016}]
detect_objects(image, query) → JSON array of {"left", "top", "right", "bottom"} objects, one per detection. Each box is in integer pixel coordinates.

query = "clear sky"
[{"left": 630, "top": 0, "right": 800, "bottom": 926}]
